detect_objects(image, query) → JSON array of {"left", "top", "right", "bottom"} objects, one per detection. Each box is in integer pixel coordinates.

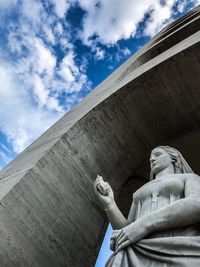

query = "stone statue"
[{"left": 94, "top": 146, "right": 200, "bottom": 266}]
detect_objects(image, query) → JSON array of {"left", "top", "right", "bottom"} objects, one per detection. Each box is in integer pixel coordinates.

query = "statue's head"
[{"left": 150, "top": 146, "right": 193, "bottom": 180}]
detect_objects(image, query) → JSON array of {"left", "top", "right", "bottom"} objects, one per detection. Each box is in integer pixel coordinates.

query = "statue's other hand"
[
  {"left": 94, "top": 175, "right": 114, "bottom": 209},
  {"left": 112, "top": 229, "right": 131, "bottom": 253},
  {"left": 110, "top": 235, "right": 116, "bottom": 251},
  {"left": 115, "top": 220, "right": 149, "bottom": 253}
]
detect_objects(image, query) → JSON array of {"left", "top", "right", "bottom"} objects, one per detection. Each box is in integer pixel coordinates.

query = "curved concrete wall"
[{"left": 0, "top": 5, "right": 200, "bottom": 266}]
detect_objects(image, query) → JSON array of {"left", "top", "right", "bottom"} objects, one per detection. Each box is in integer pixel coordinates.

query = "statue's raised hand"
[{"left": 94, "top": 175, "right": 114, "bottom": 209}]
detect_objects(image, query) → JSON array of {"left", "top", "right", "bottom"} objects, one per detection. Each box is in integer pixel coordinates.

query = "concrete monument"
[
  {"left": 0, "top": 5, "right": 199, "bottom": 267},
  {"left": 95, "top": 146, "right": 200, "bottom": 266}
]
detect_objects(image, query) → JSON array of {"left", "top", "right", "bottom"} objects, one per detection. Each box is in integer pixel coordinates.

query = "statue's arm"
[
  {"left": 94, "top": 176, "right": 127, "bottom": 229},
  {"left": 107, "top": 197, "right": 137, "bottom": 229},
  {"left": 104, "top": 202, "right": 127, "bottom": 230}
]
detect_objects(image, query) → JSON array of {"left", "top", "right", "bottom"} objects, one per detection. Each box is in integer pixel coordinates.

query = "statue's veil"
[{"left": 150, "top": 146, "right": 194, "bottom": 180}]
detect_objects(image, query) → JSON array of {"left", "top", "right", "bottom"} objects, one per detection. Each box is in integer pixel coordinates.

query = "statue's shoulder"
[
  {"left": 170, "top": 173, "right": 199, "bottom": 181},
  {"left": 184, "top": 173, "right": 200, "bottom": 180},
  {"left": 176, "top": 173, "right": 200, "bottom": 188}
]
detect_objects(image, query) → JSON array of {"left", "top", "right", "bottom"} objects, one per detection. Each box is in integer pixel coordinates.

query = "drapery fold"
[{"left": 106, "top": 236, "right": 200, "bottom": 267}]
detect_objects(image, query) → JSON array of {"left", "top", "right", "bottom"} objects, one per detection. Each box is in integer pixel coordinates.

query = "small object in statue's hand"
[{"left": 96, "top": 175, "right": 110, "bottom": 196}]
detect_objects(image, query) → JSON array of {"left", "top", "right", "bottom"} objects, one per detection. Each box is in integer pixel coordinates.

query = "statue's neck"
[{"left": 155, "top": 165, "right": 175, "bottom": 179}]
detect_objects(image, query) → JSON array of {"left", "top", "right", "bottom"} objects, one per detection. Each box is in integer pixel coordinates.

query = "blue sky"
[{"left": 0, "top": 0, "right": 199, "bottom": 265}]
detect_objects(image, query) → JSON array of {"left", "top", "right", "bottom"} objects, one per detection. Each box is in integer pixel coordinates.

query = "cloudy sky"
[
  {"left": 0, "top": 0, "right": 198, "bottom": 171},
  {"left": 0, "top": 0, "right": 199, "bottom": 265}
]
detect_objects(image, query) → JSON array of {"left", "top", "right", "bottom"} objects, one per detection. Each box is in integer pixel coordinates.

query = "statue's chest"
[{"left": 133, "top": 176, "right": 185, "bottom": 202}]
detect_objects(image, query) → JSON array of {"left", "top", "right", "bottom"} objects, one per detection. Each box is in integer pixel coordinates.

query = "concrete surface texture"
[{"left": 0, "top": 5, "right": 200, "bottom": 267}]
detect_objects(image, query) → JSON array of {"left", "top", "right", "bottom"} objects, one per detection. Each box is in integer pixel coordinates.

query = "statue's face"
[{"left": 150, "top": 148, "right": 173, "bottom": 175}]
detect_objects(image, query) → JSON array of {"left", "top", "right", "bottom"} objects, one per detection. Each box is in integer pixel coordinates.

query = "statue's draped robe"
[{"left": 105, "top": 175, "right": 200, "bottom": 267}]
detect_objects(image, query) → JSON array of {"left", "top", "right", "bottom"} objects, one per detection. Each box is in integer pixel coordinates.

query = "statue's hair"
[{"left": 150, "top": 146, "right": 194, "bottom": 180}]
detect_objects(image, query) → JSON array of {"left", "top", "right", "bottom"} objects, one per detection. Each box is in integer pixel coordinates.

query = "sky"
[{"left": 0, "top": 0, "right": 199, "bottom": 265}]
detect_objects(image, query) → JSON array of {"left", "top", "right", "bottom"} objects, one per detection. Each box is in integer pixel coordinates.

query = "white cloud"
[
  {"left": 43, "top": 25, "right": 56, "bottom": 44},
  {"left": 59, "top": 64, "right": 75, "bottom": 82},
  {"left": 122, "top": 47, "right": 131, "bottom": 56},
  {"left": 177, "top": 0, "right": 188, "bottom": 12},
  {"left": 95, "top": 47, "right": 105, "bottom": 60},
  {"left": 78, "top": 0, "right": 196, "bottom": 45},
  {"left": 57, "top": 51, "right": 90, "bottom": 93},
  {"left": 0, "top": 63, "right": 62, "bottom": 153},
  {"left": 0, "top": 0, "right": 16, "bottom": 9},
  {"left": 55, "top": 22, "right": 64, "bottom": 35},
  {"left": 21, "top": 0, "right": 45, "bottom": 25},
  {"left": 51, "top": 0, "right": 70, "bottom": 18},
  {"left": 144, "top": 0, "right": 175, "bottom": 37},
  {"left": 31, "top": 37, "right": 56, "bottom": 75},
  {"left": 32, "top": 74, "right": 49, "bottom": 106},
  {"left": 59, "top": 52, "right": 77, "bottom": 82},
  {"left": 8, "top": 24, "right": 90, "bottom": 106},
  {"left": 9, "top": 35, "right": 56, "bottom": 78},
  {"left": 60, "top": 38, "right": 74, "bottom": 50},
  {"left": 78, "top": 0, "right": 149, "bottom": 44}
]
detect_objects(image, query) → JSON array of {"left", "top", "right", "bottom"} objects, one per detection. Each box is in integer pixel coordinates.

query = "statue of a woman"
[{"left": 94, "top": 146, "right": 200, "bottom": 266}]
